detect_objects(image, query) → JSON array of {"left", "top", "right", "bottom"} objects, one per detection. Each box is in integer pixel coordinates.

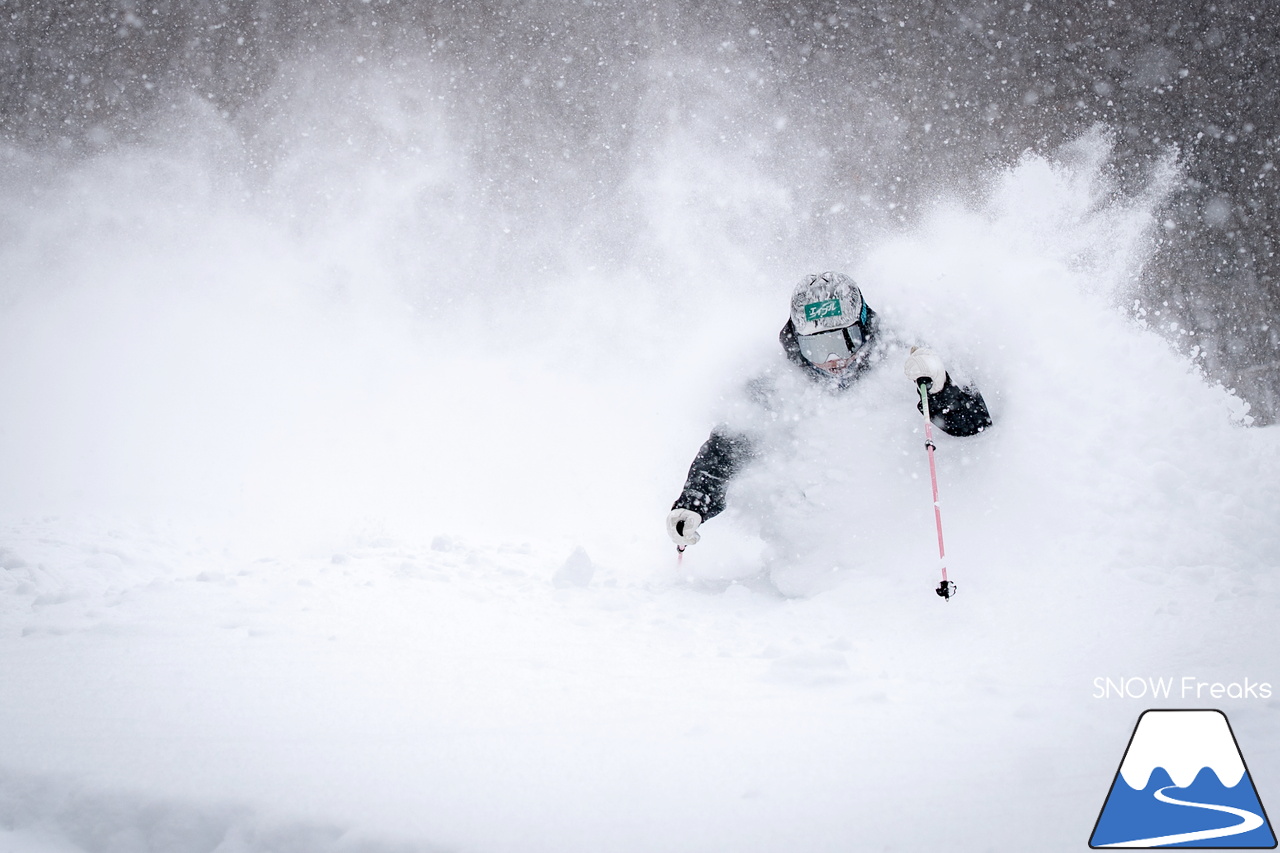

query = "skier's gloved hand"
[
  {"left": 904, "top": 346, "right": 947, "bottom": 392},
  {"left": 666, "top": 508, "right": 703, "bottom": 547}
]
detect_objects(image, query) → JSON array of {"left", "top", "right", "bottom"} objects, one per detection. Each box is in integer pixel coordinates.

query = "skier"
[{"left": 666, "top": 271, "right": 992, "bottom": 549}]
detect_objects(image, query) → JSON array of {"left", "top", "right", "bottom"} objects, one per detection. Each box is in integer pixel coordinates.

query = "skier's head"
[{"left": 788, "top": 271, "right": 873, "bottom": 377}]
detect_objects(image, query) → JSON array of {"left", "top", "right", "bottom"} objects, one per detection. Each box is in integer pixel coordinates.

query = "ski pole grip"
[{"left": 918, "top": 380, "right": 932, "bottom": 421}]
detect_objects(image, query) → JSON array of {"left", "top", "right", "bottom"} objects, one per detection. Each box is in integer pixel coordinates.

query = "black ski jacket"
[{"left": 671, "top": 317, "right": 992, "bottom": 521}]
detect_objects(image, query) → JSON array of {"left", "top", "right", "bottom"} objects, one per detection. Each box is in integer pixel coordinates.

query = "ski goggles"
[{"left": 796, "top": 323, "right": 865, "bottom": 366}]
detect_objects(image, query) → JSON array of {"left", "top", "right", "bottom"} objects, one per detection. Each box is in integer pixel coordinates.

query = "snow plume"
[
  {"left": 861, "top": 134, "right": 1278, "bottom": 576},
  {"left": 0, "top": 22, "right": 844, "bottom": 545},
  {"left": 688, "top": 131, "right": 1279, "bottom": 597},
  {"left": 0, "top": 24, "right": 1274, "bottom": 569}
]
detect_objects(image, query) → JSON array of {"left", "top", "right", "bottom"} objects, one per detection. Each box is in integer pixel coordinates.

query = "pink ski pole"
[{"left": 918, "top": 380, "right": 956, "bottom": 600}]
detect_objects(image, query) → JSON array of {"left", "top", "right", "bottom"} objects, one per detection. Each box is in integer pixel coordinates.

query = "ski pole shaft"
[{"left": 918, "top": 381, "right": 955, "bottom": 600}]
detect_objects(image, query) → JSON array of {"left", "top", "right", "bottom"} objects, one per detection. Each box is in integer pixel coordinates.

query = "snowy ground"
[{"left": 2, "top": 126, "right": 1279, "bottom": 852}]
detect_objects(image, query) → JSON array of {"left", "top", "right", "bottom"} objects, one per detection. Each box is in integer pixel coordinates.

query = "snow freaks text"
[{"left": 1093, "top": 677, "right": 1274, "bottom": 701}]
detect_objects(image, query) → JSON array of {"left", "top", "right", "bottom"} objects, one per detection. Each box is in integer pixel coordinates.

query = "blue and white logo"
[{"left": 1091, "top": 709, "right": 1276, "bottom": 848}]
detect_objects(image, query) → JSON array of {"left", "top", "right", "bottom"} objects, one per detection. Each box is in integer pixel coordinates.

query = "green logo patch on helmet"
[{"left": 804, "top": 298, "right": 843, "bottom": 322}]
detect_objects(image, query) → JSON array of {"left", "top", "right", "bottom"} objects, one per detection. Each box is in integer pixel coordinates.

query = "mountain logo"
[{"left": 1090, "top": 709, "right": 1276, "bottom": 848}]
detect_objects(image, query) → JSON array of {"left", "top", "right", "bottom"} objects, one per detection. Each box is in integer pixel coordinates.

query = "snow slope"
[{"left": 1, "top": 117, "right": 1279, "bottom": 852}]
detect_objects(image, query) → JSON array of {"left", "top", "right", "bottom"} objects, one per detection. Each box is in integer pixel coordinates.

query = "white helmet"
[{"left": 788, "top": 272, "right": 871, "bottom": 375}]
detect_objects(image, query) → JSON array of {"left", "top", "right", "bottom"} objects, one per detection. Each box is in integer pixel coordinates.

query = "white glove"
[
  {"left": 666, "top": 508, "right": 702, "bottom": 546},
  {"left": 904, "top": 346, "right": 947, "bottom": 392}
]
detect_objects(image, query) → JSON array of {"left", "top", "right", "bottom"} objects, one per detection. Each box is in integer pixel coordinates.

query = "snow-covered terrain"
[{"left": 1, "top": 46, "right": 1279, "bottom": 853}]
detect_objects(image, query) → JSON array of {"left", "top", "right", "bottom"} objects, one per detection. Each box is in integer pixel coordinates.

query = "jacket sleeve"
[
  {"left": 671, "top": 429, "right": 756, "bottom": 520},
  {"left": 918, "top": 375, "right": 993, "bottom": 437}
]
